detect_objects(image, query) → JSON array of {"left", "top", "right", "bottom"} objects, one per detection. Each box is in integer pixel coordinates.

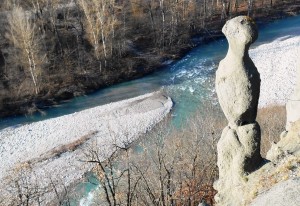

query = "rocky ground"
[{"left": 245, "top": 121, "right": 300, "bottom": 206}]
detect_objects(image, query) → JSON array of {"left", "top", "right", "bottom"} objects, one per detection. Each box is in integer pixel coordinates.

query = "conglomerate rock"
[
  {"left": 216, "top": 16, "right": 260, "bottom": 127},
  {"left": 214, "top": 16, "right": 263, "bottom": 206},
  {"left": 267, "top": 120, "right": 300, "bottom": 162}
]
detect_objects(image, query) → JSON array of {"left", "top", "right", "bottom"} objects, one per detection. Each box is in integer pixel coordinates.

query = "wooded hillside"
[{"left": 0, "top": 0, "right": 299, "bottom": 117}]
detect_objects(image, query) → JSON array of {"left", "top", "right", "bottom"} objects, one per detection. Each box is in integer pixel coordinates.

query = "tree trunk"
[{"left": 26, "top": 49, "right": 39, "bottom": 94}]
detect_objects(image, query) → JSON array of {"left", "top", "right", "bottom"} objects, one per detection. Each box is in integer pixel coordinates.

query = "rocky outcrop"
[
  {"left": 214, "top": 16, "right": 263, "bottom": 206},
  {"left": 216, "top": 16, "right": 260, "bottom": 127},
  {"left": 267, "top": 120, "right": 300, "bottom": 163},
  {"left": 251, "top": 54, "right": 300, "bottom": 206},
  {"left": 252, "top": 85, "right": 300, "bottom": 205},
  {"left": 213, "top": 17, "right": 300, "bottom": 206}
]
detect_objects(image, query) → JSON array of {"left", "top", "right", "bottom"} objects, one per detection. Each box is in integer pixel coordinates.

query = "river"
[{"left": 0, "top": 15, "right": 300, "bottom": 205}]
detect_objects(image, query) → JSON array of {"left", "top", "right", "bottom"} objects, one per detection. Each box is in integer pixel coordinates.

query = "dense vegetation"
[{"left": 0, "top": 0, "right": 299, "bottom": 117}]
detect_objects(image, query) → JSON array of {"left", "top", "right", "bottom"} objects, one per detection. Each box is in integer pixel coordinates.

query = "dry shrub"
[
  {"left": 87, "top": 103, "right": 288, "bottom": 205},
  {"left": 0, "top": 132, "right": 97, "bottom": 206},
  {"left": 1, "top": 163, "right": 49, "bottom": 206},
  {"left": 89, "top": 103, "right": 225, "bottom": 206},
  {"left": 137, "top": 104, "right": 224, "bottom": 206},
  {"left": 257, "top": 105, "right": 286, "bottom": 157},
  {"left": 2, "top": 163, "right": 72, "bottom": 206}
]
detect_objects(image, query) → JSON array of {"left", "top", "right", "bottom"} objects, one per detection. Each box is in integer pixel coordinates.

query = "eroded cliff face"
[{"left": 212, "top": 122, "right": 300, "bottom": 205}]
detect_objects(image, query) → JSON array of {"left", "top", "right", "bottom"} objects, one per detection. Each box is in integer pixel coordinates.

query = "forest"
[{"left": 0, "top": 0, "right": 298, "bottom": 117}]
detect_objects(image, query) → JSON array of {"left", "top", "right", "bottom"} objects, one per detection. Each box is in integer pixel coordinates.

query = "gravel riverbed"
[{"left": 0, "top": 92, "right": 172, "bottom": 205}]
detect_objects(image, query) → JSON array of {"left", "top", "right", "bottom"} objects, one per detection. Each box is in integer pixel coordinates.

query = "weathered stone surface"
[
  {"left": 251, "top": 178, "right": 300, "bottom": 206},
  {"left": 286, "top": 101, "right": 300, "bottom": 131},
  {"left": 214, "top": 16, "right": 263, "bottom": 206},
  {"left": 217, "top": 123, "right": 261, "bottom": 177},
  {"left": 214, "top": 123, "right": 262, "bottom": 205},
  {"left": 217, "top": 123, "right": 262, "bottom": 182},
  {"left": 267, "top": 120, "right": 300, "bottom": 162},
  {"left": 216, "top": 16, "right": 260, "bottom": 127}
]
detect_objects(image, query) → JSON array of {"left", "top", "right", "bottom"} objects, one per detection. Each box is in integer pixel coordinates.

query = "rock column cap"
[{"left": 222, "top": 16, "right": 258, "bottom": 46}]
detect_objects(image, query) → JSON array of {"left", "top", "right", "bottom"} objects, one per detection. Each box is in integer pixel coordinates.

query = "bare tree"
[
  {"left": 1, "top": 162, "right": 73, "bottom": 206},
  {"left": 2, "top": 163, "right": 49, "bottom": 206},
  {"left": 248, "top": 0, "right": 254, "bottom": 16},
  {"left": 6, "top": 6, "right": 45, "bottom": 95},
  {"left": 78, "top": 0, "right": 115, "bottom": 72},
  {"left": 85, "top": 105, "right": 223, "bottom": 205},
  {"left": 159, "top": 0, "right": 166, "bottom": 51}
]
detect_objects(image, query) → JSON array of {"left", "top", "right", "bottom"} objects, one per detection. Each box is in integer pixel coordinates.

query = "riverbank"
[
  {"left": 0, "top": 1, "right": 299, "bottom": 118},
  {"left": 0, "top": 92, "right": 172, "bottom": 205}
]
